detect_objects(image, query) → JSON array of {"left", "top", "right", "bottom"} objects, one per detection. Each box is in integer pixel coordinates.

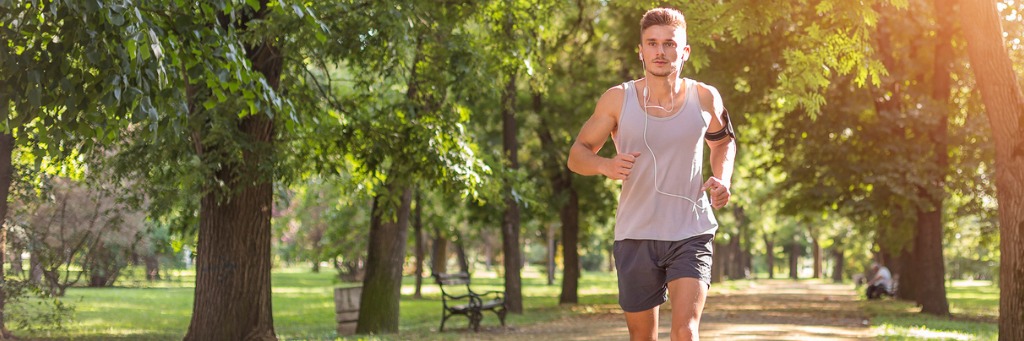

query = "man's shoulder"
[
  {"left": 602, "top": 82, "right": 628, "bottom": 97},
  {"left": 596, "top": 83, "right": 629, "bottom": 108},
  {"left": 691, "top": 80, "right": 721, "bottom": 99}
]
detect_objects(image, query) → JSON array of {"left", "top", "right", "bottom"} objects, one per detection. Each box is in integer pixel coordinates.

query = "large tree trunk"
[
  {"left": 911, "top": 0, "right": 954, "bottom": 315},
  {"left": 804, "top": 224, "right": 821, "bottom": 279},
  {"left": 831, "top": 237, "right": 845, "bottom": 283},
  {"left": 501, "top": 72, "right": 523, "bottom": 314},
  {"left": 0, "top": 132, "right": 13, "bottom": 339},
  {"left": 184, "top": 4, "right": 280, "bottom": 339},
  {"left": 10, "top": 251, "right": 22, "bottom": 276},
  {"left": 559, "top": 178, "right": 580, "bottom": 303},
  {"left": 960, "top": 0, "right": 1024, "bottom": 338},
  {"left": 546, "top": 223, "right": 556, "bottom": 286},
  {"left": 912, "top": 206, "right": 949, "bottom": 314},
  {"left": 788, "top": 238, "right": 800, "bottom": 280},
  {"left": 607, "top": 244, "right": 614, "bottom": 273},
  {"left": 534, "top": 90, "right": 581, "bottom": 303},
  {"left": 727, "top": 235, "right": 743, "bottom": 280},
  {"left": 483, "top": 233, "right": 495, "bottom": 271},
  {"left": 454, "top": 233, "right": 470, "bottom": 274},
  {"left": 733, "top": 207, "right": 751, "bottom": 279},
  {"left": 357, "top": 185, "right": 413, "bottom": 333},
  {"left": 764, "top": 232, "right": 775, "bottom": 279},
  {"left": 710, "top": 240, "right": 726, "bottom": 284},
  {"left": 413, "top": 191, "right": 425, "bottom": 299},
  {"left": 144, "top": 254, "right": 160, "bottom": 281},
  {"left": 896, "top": 248, "right": 919, "bottom": 302},
  {"left": 29, "top": 252, "right": 42, "bottom": 285},
  {"left": 811, "top": 236, "right": 822, "bottom": 279},
  {"left": 871, "top": 2, "right": 912, "bottom": 301},
  {"left": 184, "top": 125, "right": 277, "bottom": 340},
  {"left": 0, "top": 221, "right": 5, "bottom": 340},
  {"left": 87, "top": 241, "right": 122, "bottom": 287},
  {"left": 431, "top": 229, "right": 448, "bottom": 274}
]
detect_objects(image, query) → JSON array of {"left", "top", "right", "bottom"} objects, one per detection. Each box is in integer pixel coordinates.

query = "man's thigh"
[
  {"left": 667, "top": 277, "right": 708, "bottom": 332},
  {"left": 623, "top": 307, "right": 660, "bottom": 341}
]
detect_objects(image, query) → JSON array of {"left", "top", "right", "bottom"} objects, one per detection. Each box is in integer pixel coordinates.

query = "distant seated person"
[{"left": 866, "top": 262, "right": 893, "bottom": 299}]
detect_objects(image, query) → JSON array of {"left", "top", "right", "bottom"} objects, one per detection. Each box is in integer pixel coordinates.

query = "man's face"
[{"left": 640, "top": 25, "right": 690, "bottom": 77}]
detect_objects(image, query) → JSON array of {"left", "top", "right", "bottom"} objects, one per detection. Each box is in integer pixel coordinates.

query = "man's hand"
[
  {"left": 603, "top": 152, "right": 641, "bottom": 180},
  {"left": 701, "top": 177, "right": 731, "bottom": 209}
]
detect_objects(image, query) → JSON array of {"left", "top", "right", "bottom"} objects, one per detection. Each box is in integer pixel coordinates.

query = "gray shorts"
[{"left": 613, "top": 234, "right": 714, "bottom": 312}]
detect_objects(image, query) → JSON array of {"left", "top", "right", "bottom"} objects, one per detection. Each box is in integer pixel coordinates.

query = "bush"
[{"left": 3, "top": 278, "right": 75, "bottom": 332}]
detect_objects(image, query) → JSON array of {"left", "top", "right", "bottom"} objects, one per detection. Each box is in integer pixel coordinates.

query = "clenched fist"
[
  {"left": 701, "top": 177, "right": 731, "bottom": 209},
  {"left": 603, "top": 152, "right": 641, "bottom": 181}
]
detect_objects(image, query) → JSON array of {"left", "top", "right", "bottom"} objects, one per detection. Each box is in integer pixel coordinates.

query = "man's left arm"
[{"left": 697, "top": 84, "right": 736, "bottom": 209}]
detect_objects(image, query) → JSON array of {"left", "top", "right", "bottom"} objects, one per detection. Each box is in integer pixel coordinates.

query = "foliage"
[
  {"left": 2, "top": 0, "right": 1019, "bottom": 334},
  {"left": 9, "top": 173, "right": 147, "bottom": 294},
  {"left": 1, "top": 278, "right": 74, "bottom": 333},
  {"left": 273, "top": 175, "right": 372, "bottom": 278},
  {"left": 762, "top": 0, "right": 996, "bottom": 262}
]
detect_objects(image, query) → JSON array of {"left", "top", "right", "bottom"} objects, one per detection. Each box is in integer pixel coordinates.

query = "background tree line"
[{"left": 1, "top": 0, "right": 1022, "bottom": 340}]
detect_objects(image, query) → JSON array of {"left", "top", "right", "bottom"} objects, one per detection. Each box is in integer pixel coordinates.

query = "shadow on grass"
[{"left": 861, "top": 293, "right": 997, "bottom": 340}]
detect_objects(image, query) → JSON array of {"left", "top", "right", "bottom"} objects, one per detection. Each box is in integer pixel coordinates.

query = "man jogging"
[{"left": 567, "top": 7, "right": 736, "bottom": 341}]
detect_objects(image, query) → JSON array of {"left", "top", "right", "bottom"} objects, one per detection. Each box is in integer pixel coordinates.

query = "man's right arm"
[{"left": 567, "top": 86, "right": 639, "bottom": 180}]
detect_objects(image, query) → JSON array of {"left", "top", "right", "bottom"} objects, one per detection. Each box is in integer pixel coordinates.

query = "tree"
[
  {"left": 489, "top": 0, "right": 529, "bottom": 314},
  {"left": 960, "top": 0, "right": 1024, "bottom": 338},
  {"left": 317, "top": 1, "right": 490, "bottom": 333},
  {"left": 168, "top": 3, "right": 282, "bottom": 339},
  {"left": 10, "top": 174, "right": 145, "bottom": 295},
  {"left": 902, "top": 0, "right": 955, "bottom": 315},
  {"left": 4, "top": 0, "right": 297, "bottom": 337},
  {"left": 412, "top": 190, "right": 425, "bottom": 298},
  {"left": 0, "top": 0, "right": 159, "bottom": 334},
  {"left": 526, "top": 0, "right": 606, "bottom": 305},
  {"left": 753, "top": 1, "right": 999, "bottom": 318}
]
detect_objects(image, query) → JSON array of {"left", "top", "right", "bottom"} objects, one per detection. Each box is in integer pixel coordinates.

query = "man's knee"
[{"left": 671, "top": 322, "right": 699, "bottom": 341}]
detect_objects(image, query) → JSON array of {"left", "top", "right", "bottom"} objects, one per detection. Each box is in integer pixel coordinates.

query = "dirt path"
[
  {"left": 700, "top": 280, "right": 873, "bottom": 340},
  {"left": 468, "top": 280, "right": 874, "bottom": 340}
]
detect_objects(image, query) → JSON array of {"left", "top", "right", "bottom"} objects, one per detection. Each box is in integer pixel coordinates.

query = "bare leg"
[
  {"left": 624, "top": 306, "right": 660, "bottom": 341},
  {"left": 667, "top": 277, "right": 708, "bottom": 341}
]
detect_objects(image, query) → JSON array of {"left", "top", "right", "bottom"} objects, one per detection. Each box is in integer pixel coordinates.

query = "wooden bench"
[{"left": 433, "top": 272, "right": 506, "bottom": 332}]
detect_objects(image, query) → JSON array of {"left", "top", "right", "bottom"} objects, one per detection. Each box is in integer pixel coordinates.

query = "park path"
[{"left": 469, "top": 280, "right": 874, "bottom": 341}]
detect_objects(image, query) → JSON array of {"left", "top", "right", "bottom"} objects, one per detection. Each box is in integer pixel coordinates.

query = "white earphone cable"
[{"left": 639, "top": 57, "right": 708, "bottom": 217}]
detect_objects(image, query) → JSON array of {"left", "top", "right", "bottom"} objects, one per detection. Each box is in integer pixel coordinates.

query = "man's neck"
[{"left": 644, "top": 73, "right": 684, "bottom": 98}]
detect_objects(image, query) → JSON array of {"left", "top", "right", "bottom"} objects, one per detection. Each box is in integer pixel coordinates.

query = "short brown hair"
[{"left": 640, "top": 8, "right": 687, "bottom": 35}]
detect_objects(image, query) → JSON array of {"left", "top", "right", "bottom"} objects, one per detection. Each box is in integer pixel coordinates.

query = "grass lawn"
[
  {"left": 9, "top": 268, "right": 1001, "bottom": 340},
  {"left": 10, "top": 266, "right": 620, "bottom": 341},
  {"left": 862, "top": 280, "right": 999, "bottom": 340}
]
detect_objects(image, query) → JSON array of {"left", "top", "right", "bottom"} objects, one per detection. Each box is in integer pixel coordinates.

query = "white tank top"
[{"left": 612, "top": 79, "right": 718, "bottom": 241}]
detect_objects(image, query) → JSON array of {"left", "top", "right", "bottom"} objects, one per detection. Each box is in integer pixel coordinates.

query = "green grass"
[
  {"left": 862, "top": 280, "right": 998, "bottom": 340},
  {"left": 10, "top": 267, "right": 620, "bottom": 341},
  {"left": 9, "top": 269, "right": 1001, "bottom": 340}
]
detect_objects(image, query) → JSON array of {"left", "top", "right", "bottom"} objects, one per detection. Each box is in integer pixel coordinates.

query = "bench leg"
[
  {"left": 495, "top": 308, "right": 506, "bottom": 327},
  {"left": 470, "top": 311, "right": 483, "bottom": 332}
]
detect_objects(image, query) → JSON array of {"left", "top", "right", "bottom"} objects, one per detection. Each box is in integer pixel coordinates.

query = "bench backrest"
[{"left": 433, "top": 272, "right": 473, "bottom": 298}]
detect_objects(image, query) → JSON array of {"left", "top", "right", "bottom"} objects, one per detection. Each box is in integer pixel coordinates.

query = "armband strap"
[{"left": 704, "top": 109, "right": 736, "bottom": 141}]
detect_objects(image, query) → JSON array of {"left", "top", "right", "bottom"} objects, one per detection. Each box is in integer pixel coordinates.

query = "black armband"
[{"left": 704, "top": 108, "right": 736, "bottom": 141}]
